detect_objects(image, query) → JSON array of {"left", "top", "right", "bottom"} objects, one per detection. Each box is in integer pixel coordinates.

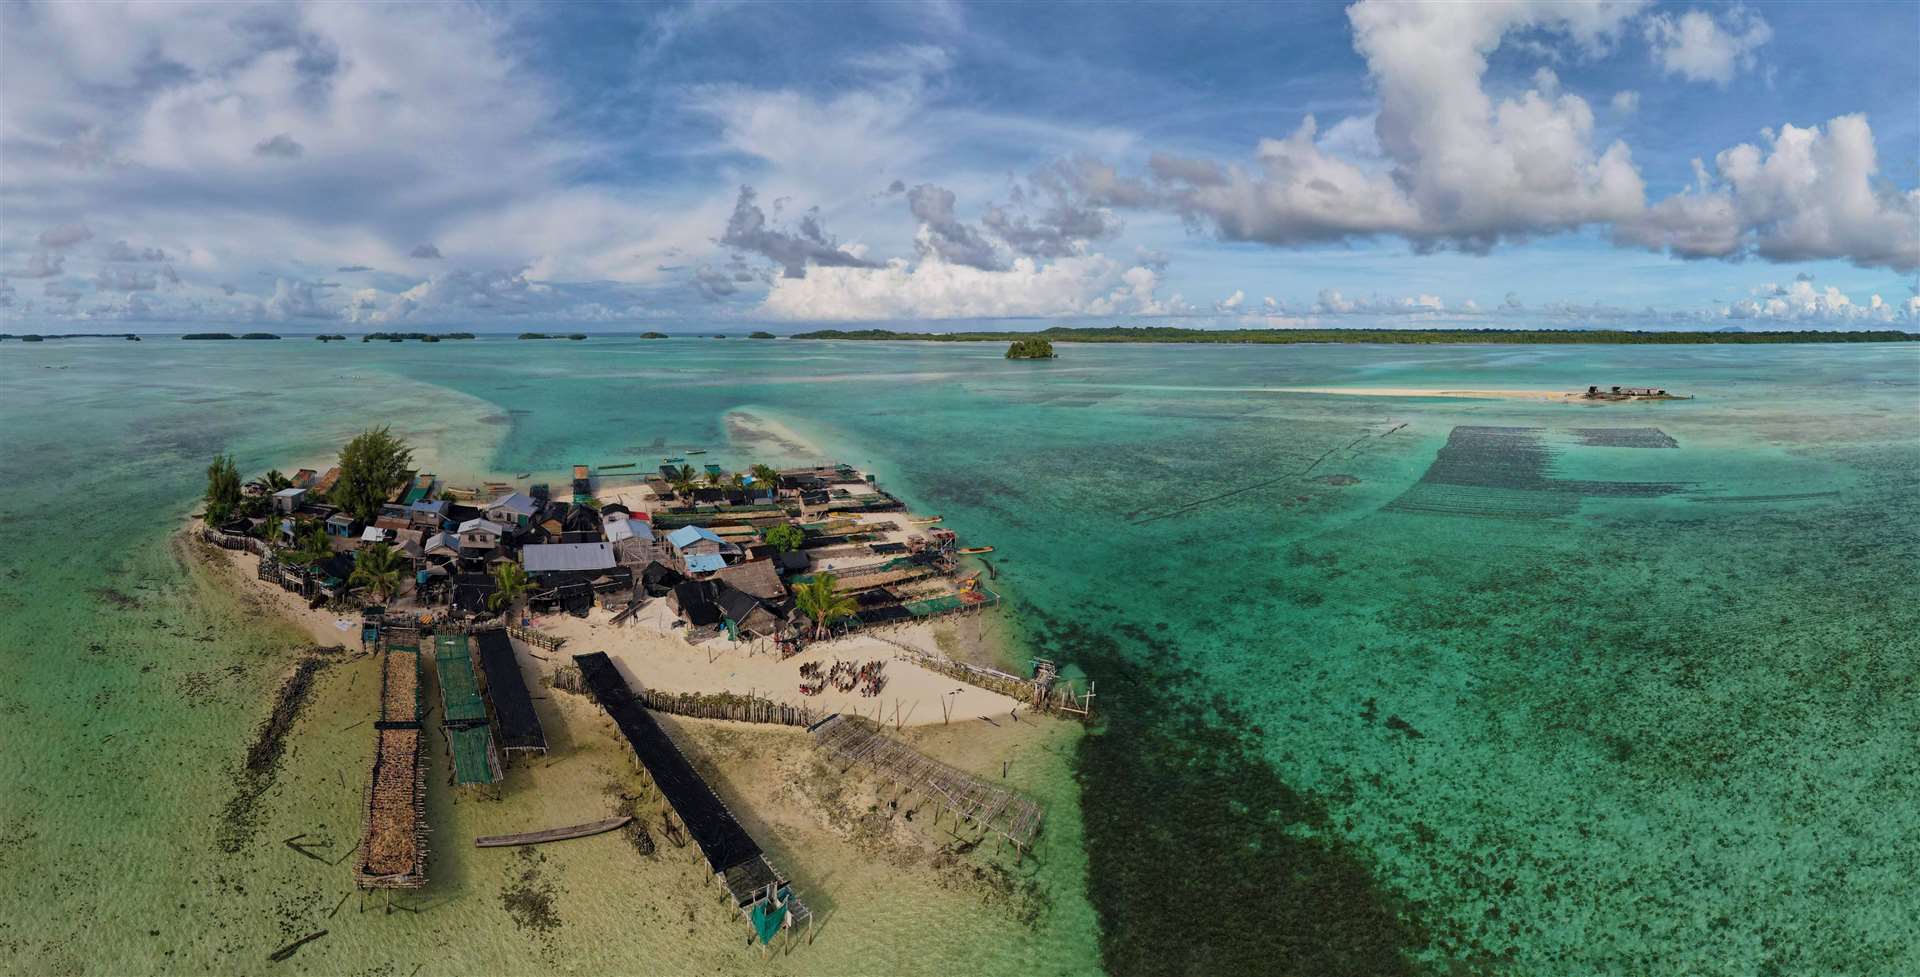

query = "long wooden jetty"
[
  {"left": 475, "top": 815, "right": 632, "bottom": 848},
  {"left": 573, "top": 653, "right": 813, "bottom": 945}
]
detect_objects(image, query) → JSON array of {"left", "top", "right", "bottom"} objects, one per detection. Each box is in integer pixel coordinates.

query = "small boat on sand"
[
  {"left": 514, "top": 472, "right": 531, "bottom": 479},
  {"left": 474, "top": 815, "right": 632, "bottom": 848},
  {"left": 957, "top": 546, "right": 993, "bottom": 554},
  {"left": 911, "top": 515, "right": 943, "bottom": 524}
]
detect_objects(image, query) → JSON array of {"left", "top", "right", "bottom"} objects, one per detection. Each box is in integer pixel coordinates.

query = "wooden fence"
[
  {"left": 200, "top": 526, "right": 269, "bottom": 556},
  {"left": 549, "top": 666, "right": 817, "bottom": 727},
  {"left": 890, "top": 647, "right": 1094, "bottom": 719}
]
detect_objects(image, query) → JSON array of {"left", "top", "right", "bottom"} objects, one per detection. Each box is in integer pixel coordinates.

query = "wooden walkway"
[
  {"left": 475, "top": 816, "right": 631, "bottom": 848},
  {"left": 809, "top": 714, "right": 1043, "bottom": 857}
]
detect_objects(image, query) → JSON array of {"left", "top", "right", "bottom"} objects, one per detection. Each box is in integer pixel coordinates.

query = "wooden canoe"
[{"left": 474, "top": 815, "right": 632, "bottom": 848}]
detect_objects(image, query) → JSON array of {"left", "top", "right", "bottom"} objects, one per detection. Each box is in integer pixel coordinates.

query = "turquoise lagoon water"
[{"left": 1, "top": 336, "right": 1916, "bottom": 975}]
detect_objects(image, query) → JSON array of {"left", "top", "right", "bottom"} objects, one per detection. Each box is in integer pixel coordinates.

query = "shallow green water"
[{"left": 2, "top": 336, "right": 1915, "bottom": 975}]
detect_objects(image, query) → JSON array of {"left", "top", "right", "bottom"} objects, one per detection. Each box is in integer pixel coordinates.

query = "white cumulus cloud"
[
  {"left": 759, "top": 253, "right": 1182, "bottom": 321},
  {"left": 1644, "top": 6, "right": 1772, "bottom": 86},
  {"left": 1619, "top": 114, "right": 1919, "bottom": 270}
]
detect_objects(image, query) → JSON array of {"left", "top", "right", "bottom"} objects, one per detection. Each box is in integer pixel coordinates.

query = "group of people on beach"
[{"left": 797, "top": 658, "right": 887, "bottom": 697}]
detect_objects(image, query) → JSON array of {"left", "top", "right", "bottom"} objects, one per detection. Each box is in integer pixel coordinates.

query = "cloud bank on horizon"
[{"left": 1, "top": 0, "right": 1915, "bottom": 330}]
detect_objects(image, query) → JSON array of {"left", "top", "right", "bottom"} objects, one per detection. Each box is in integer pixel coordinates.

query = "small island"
[
  {"left": 0, "top": 332, "right": 141, "bottom": 342},
  {"left": 518, "top": 332, "right": 587, "bottom": 340},
  {"left": 749, "top": 331, "right": 776, "bottom": 339},
  {"left": 316, "top": 334, "right": 349, "bottom": 342},
  {"left": 640, "top": 332, "right": 668, "bottom": 339},
  {"left": 182, "top": 332, "right": 282, "bottom": 340},
  {"left": 360, "top": 332, "right": 475, "bottom": 342},
  {"left": 188, "top": 431, "right": 1084, "bottom": 946},
  {"left": 1005, "top": 337, "right": 1057, "bottom": 359}
]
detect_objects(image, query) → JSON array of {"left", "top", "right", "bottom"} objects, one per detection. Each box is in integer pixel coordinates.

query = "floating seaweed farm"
[{"left": 1385, "top": 426, "right": 1693, "bottom": 520}]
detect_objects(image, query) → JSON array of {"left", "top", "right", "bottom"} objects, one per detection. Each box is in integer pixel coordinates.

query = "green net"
[
  {"left": 434, "top": 636, "right": 488, "bottom": 723},
  {"left": 750, "top": 891, "right": 788, "bottom": 944},
  {"left": 447, "top": 724, "right": 500, "bottom": 786}
]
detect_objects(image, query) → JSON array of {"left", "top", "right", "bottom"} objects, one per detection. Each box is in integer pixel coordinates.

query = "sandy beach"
[{"left": 539, "top": 602, "right": 1028, "bottom": 726}]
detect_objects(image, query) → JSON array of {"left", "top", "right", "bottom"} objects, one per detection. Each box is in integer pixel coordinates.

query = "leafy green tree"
[
  {"left": 763, "top": 524, "right": 805, "bottom": 553},
  {"left": 332, "top": 427, "right": 413, "bottom": 523},
  {"left": 750, "top": 464, "right": 781, "bottom": 493},
  {"left": 204, "top": 454, "right": 242, "bottom": 525},
  {"left": 349, "top": 543, "right": 406, "bottom": 604},
  {"left": 792, "top": 573, "right": 857, "bottom": 639},
  {"left": 487, "top": 562, "right": 533, "bottom": 618}
]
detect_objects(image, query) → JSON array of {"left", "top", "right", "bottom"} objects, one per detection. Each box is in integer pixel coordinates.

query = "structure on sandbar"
[{"left": 1581, "top": 385, "right": 1691, "bottom": 401}]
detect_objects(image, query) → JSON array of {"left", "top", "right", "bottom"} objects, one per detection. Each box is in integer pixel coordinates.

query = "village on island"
[{"left": 192, "top": 429, "right": 1091, "bottom": 957}]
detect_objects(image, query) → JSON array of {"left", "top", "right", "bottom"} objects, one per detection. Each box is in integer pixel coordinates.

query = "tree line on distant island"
[{"left": 793, "top": 326, "right": 1919, "bottom": 345}]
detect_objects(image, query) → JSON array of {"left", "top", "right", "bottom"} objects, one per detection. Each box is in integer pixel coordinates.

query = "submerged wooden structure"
[
  {"left": 808, "top": 714, "right": 1044, "bottom": 859},
  {"left": 355, "top": 638, "right": 429, "bottom": 889},
  {"left": 573, "top": 652, "right": 814, "bottom": 945}
]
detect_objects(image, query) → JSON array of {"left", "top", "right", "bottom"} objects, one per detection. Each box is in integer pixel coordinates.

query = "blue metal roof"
[
  {"left": 684, "top": 553, "right": 726, "bottom": 574},
  {"left": 667, "top": 525, "right": 725, "bottom": 549}
]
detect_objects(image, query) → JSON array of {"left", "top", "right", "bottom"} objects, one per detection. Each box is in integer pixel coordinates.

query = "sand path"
[{"left": 1271, "top": 386, "right": 1579, "bottom": 401}]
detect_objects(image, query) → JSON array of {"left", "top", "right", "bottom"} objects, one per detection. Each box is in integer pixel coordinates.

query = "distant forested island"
[
  {"left": 1, "top": 333, "right": 141, "bottom": 342},
  {"left": 519, "top": 332, "right": 587, "bottom": 340},
  {"left": 182, "top": 332, "right": 280, "bottom": 340},
  {"left": 360, "top": 331, "right": 475, "bottom": 342},
  {"left": 793, "top": 326, "right": 1919, "bottom": 345},
  {"left": 1006, "top": 337, "right": 1057, "bottom": 359},
  {"left": 640, "top": 332, "right": 668, "bottom": 339}
]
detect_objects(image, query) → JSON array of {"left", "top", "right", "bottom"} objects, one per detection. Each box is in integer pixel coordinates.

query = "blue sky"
[{"left": 1, "top": 0, "right": 1915, "bottom": 330}]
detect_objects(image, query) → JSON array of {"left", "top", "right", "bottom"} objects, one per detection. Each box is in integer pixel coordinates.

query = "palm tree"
[
  {"left": 670, "top": 464, "right": 699, "bottom": 509},
  {"left": 487, "top": 561, "right": 532, "bottom": 619},
  {"left": 247, "top": 469, "right": 293, "bottom": 495},
  {"left": 750, "top": 464, "right": 781, "bottom": 497},
  {"left": 290, "top": 524, "right": 332, "bottom": 566},
  {"left": 349, "top": 543, "right": 406, "bottom": 604},
  {"left": 791, "top": 573, "right": 857, "bottom": 640},
  {"left": 704, "top": 467, "right": 728, "bottom": 489}
]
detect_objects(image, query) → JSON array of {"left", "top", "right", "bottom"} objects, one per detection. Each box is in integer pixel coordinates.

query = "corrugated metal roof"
[
  {"left": 684, "top": 552, "right": 727, "bottom": 574},
  {"left": 668, "top": 525, "right": 725, "bottom": 548},
  {"left": 488, "top": 492, "right": 539, "bottom": 515},
  {"left": 522, "top": 542, "right": 616, "bottom": 573}
]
